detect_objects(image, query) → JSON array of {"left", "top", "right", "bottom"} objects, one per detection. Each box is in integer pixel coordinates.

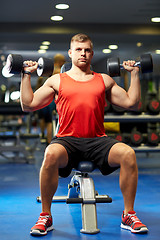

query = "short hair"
[{"left": 70, "top": 33, "right": 93, "bottom": 49}]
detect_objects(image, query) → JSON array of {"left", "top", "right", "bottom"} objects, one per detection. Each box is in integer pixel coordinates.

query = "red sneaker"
[
  {"left": 30, "top": 212, "right": 53, "bottom": 236},
  {"left": 121, "top": 211, "right": 148, "bottom": 233}
]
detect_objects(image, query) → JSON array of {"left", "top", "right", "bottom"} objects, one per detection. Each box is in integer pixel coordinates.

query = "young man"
[{"left": 20, "top": 33, "right": 148, "bottom": 236}]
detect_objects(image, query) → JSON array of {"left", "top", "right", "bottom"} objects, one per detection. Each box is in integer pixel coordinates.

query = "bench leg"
[
  {"left": 75, "top": 175, "right": 100, "bottom": 234},
  {"left": 37, "top": 172, "right": 112, "bottom": 234}
]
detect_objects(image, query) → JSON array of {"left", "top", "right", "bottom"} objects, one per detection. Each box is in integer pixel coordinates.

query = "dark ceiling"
[{"left": 0, "top": 0, "right": 160, "bottom": 81}]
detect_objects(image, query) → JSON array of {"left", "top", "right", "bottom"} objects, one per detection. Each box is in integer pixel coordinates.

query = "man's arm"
[
  {"left": 20, "top": 60, "right": 58, "bottom": 112},
  {"left": 103, "top": 60, "right": 141, "bottom": 110}
]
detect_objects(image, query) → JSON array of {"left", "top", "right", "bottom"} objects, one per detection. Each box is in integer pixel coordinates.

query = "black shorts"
[{"left": 50, "top": 136, "right": 120, "bottom": 177}]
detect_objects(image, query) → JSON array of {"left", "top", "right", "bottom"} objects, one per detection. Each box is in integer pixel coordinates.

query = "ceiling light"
[
  {"left": 151, "top": 17, "right": 160, "bottom": 23},
  {"left": 40, "top": 45, "right": 49, "bottom": 50},
  {"left": 108, "top": 45, "right": 118, "bottom": 50},
  {"left": 51, "top": 15, "right": 63, "bottom": 21},
  {"left": 155, "top": 50, "right": 160, "bottom": 54},
  {"left": 0, "top": 55, "right": 5, "bottom": 61},
  {"left": 55, "top": 4, "right": 69, "bottom": 10},
  {"left": 42, "top": 41, "right": 50, "bottom": 46},
  {"left": 38, "top": 49, "right": 46, "bottom": 54},
  {"left": 137, "top": 42, "right": 143, "bottom": 47},
  {"left": 102, "top": 49, "right": 112, "bottom": 54},
  {"left": 1, "top": 84, "right": 6, "bottom": 91}
]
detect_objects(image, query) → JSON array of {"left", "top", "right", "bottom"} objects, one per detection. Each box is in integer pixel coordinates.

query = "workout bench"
[
  {"left": 37, "top": 62, "right": 112, "bottom": 234},
  {"left": 37, "top": 161, "right": 112, "bottom": 234}
]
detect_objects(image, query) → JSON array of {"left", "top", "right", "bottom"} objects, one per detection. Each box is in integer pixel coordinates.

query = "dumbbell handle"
[
  {"left": 23, "top": 62, "right": 43, "bottom": 70},
  {"left": 120, "top": 61, "right": 140, "bottom": 69}
]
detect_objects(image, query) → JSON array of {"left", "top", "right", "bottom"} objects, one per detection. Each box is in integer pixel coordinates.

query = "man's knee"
[
  {"left": 42, "top": 146, "right": 57, "bottom": 169},
  {"left": 109, "top": 143, "right": 136, "bottom": 168},
  {"left": 121, "top": 146, "right": 137, "bottom": 168},
  {"left": 42, "top": 144, "right": 68, "bottom": 170}
]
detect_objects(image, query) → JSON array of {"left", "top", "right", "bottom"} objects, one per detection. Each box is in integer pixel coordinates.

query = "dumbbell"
[
  {"left": 130, "top": 130, "right": 143, "bottom": 146},
  {"left": 135, "top": 100, "right": 144, "bottom": 113},
  {"left": 114, "top": 133, "right": 125, "bottom": 142},
  {"left": 147, "top": 99, "right": 160, "bottom": 114},
  {"left": 4, "top": 54, "right": 54, "bottom": 77},
  {"left": 104, "top": 99, "right": 111, "bottom": 113},
  {"left": 112, "top": 104, "right": 125, "bottom": 114},
  {"left": 109, "top": 131, "right": 159, "bottom": 146},
  {"left": 130, "top": 130, "right": 159, "bottom": 146},
  {"left": 107, "top": 54, "right": 153, "bottom": 77},
  {"left": 147, "top": 131, "right": 159, "bottom": 146}
]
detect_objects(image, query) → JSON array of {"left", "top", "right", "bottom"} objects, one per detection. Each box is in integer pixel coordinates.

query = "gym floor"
[{"left": 0, "top": 140, "right": 160, "bottom": 240}]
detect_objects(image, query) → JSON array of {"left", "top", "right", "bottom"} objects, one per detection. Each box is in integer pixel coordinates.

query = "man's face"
[{"left": 68, "top": 40, "right": 93, "bottom": 67}]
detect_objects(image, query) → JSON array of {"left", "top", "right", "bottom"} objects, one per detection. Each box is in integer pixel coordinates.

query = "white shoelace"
[
  {"left": 36, "top": 216, "right": 49, "bottom": 226},
  {"left": 129, "top": 214, "right": 142, "bottom": 224}
]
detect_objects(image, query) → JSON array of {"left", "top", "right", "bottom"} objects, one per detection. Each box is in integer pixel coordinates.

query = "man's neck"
[{"left": 70, "top": 64, "right": 92, "bottom": 76}]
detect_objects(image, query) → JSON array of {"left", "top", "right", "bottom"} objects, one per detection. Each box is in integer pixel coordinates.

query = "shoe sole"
[
  {"left": 30, "top": 225, "right": 54, "bottom": 236},
  {"left": 121, "top": 223, "right": 148, "bottom": 233}
]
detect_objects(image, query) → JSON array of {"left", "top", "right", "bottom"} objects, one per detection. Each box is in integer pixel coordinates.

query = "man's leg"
[
  {"left": 108, "top": 142, "right": 137, "bottom": 214},
  {"left": 108, "top": 142, "right": 148, "bottom": 233},
  {"left": 40, "top": 143, "right": 68, "bottom": 215},
  {"left": 30, "top": 143, "right": 68, "bottom": 236}
]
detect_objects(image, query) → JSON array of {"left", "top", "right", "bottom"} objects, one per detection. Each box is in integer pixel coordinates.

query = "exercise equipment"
[
  {"left": 0, "top": 103, "right": 40, "bottom": 163},
  {"left": 147, "top": 99, "right": 160, "bottom": 114},
  {"left": 114, "top": 133, "right": 124, "bottom": 142},
  {"left": 135, "top": 100, "right": 144, "bottom": 113},
  {"left": 111, "top": 130, "right": 160, "bottom": 146},
  {"left": 107, "top": 54, "right": 153, "bottom": 77},
  {"left": 112, "top": 104, "right": 125, "bottom": 114},
  {"left": 147, "top": 131, "right": 159, "bottom": 146},
  {"left": 4, "top": 54, "right": 54, "bottom": 77},
  {"left": 104, "top": 99, "right": 111, "bottom": 113},
  {"left": 130, "top": 130, "right": 143, "bottom": 146}
]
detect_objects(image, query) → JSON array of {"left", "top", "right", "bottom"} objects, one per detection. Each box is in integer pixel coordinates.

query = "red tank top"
[{"left": 55, "top": 72, "right": 106, "bottom": 138}]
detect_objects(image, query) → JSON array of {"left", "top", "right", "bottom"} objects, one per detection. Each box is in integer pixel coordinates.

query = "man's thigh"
[{"left": 108, "top": 142, "right": 135, "bottom": 167}]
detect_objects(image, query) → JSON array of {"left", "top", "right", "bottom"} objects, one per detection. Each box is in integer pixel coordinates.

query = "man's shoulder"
[
  {"left": 99, "top": 73, "right": 115, "bottom": 89},
  {"left": 47, "top": 73, "right": 61, "bottom": 88}
]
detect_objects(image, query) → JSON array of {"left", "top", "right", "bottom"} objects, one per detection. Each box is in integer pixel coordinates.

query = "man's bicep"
[
  {"left": 107, "top": 83, "right": 128, "bottom": 106},
  {"left": 32, "top": 84, "right": 55, "bottom": 110}
]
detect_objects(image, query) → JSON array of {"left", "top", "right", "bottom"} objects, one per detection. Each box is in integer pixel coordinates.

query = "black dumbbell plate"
[
  {"left": 140, "top": 54, "right": 153, "bottom": 74},
  {"left": 6, "top": 54, "right": 24, "bottom": 74},
  {"left": 107, "top": 57, "right": 120, "bottom": 77}
]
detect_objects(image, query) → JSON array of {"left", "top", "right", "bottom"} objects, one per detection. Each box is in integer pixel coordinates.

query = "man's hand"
[
  {"left": 23, "top": 60, "right": 38, "bottom": 74},
  {"left": 122, "top": 60, "right": 139, "bottom": 73}
]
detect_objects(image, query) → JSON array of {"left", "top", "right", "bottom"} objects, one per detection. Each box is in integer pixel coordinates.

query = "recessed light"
[
  {"left": 155, "top": 50, "right": 160, "bottom": 54},
  {"left": 40, "top": 45, "right": 49, "bottom": 50},
  {"left": 51, "top": 15, "right": 63, "bottom": 21},
  {"left": 38, "top": 49, "right": 46, "bottom": 54},
  {"left": 42, "top": 41, "right": 50, "bottom": 46},
  {"left": 1, "top": 84, "right": 6, "bottom": 91},
  {"left": 151, "top": 17, "right": 160, "bottom": 23},
  {"left": 137, "top": 42, "right": 143, "bottom": 47},
  {"left": 55, "top": 4, "right": 69, "bottom": 10},
  {"left": 108, "top": 45, "right": 118, "bottom": 50},
  {"left": 102, "top": 49, "right": 112, "bottom": 54}
]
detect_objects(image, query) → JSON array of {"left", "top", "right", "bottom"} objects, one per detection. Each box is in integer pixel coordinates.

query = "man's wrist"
[
  {"left": 22, "top": 70, "right": 31, "bottom": 75},
  {"left": 22, "top": 70, "right": 31, "bottom": 78}
]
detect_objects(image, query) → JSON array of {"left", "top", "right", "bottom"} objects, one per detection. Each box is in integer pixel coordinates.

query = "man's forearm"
[
  {"left": 128, "top": 70, "right": 141, "bottom": 109},
  {"left": 20, "top": 74, "right": 34, "bottom": 112}
]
